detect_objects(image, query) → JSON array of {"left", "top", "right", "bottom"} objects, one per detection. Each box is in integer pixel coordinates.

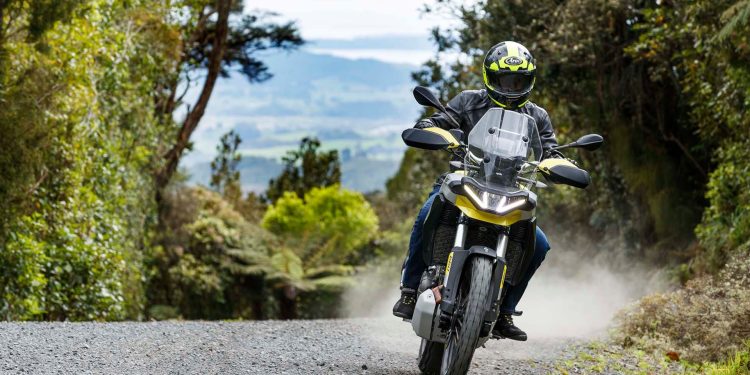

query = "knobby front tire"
[
  {"left": 418, "top": 338, "right": 444, "bottom": 374},
  {"left": 440, "top": 256, "right": 493, "bottom": 375}
]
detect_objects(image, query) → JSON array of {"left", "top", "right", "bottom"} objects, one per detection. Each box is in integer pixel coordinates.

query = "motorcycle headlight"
[{"left": 463, "top": 184, "right": 528, "bottom": 215}]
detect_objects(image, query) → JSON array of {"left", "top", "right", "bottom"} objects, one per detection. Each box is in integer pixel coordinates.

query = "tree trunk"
[
  {"left": 278, "top": 285, "right": 298, "bottom": 319},
  {"left": 155, "top": 0, "right": 232, "bottom": 190}
]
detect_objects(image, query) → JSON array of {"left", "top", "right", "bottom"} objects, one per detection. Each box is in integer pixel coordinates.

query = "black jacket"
[{"left": 417, "top": 89, "right": 559, "bottom": 152}]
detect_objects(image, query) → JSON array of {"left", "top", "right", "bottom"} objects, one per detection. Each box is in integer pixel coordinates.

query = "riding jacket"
[{"left": 416, "top": 89, "right": 559, "bottom": 153}]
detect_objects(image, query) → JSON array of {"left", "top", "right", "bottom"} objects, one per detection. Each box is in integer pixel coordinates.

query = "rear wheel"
[
  {"left": 418, "top": 339, "right": 443, "bottom": 374},
  {"left": 440, "top": 257, "right": 493, "bottom": 375}
]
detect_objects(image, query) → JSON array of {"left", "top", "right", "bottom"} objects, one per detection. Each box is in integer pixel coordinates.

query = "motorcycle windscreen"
[{"left": 466, "top": 108, "right": 543, "bottom": 187}]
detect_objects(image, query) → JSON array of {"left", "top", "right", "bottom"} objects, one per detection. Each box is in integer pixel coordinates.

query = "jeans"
[{"left": 400, "top": 184, "right": 551, "bottom": 314}]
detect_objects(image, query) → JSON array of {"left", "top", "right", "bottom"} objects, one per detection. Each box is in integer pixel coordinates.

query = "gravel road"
[{"left": 0, "top": 319, "right": 580, "bottom": 374}]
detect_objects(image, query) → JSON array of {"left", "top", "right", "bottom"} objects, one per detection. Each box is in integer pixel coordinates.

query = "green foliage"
[
  {"left": 411, "top": 0, "right": 750, "bottom": 268},
  {"left": 260, "top": 184, "right": 378, "bottom": 318},
  {"left": 262, "top": 185, "right": 379, "bottom": 267},
  {"left": 149, "top": 186, "right": 276, "bottom": 319},
  {"left": 265, "top": 137, "right": 342, "bottom": 203},
  {"left": 717, "top": 0, "right": 750, "bottom": 40},
  {"left": 0, "top": 0, "right": 178, "bottom": 320},
  {"left": 699, "top": 341, "right": 750, "bottom": 374},
  {"left": 0, "top": 0, "right": 304, "bottom": 321},
  {"left": 624, "top": 0, "right": 750, "bottom": 272},
  {"left": 696, "top": 140, "right": 750, "bottom": 270}
]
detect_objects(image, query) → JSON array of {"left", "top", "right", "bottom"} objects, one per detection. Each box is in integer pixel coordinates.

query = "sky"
[{"left": 247, "top": 0, "right": 442, "bottom": 40}]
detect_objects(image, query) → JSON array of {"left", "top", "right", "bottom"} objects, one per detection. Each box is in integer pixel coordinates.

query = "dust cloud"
[
  {"left": 516, "top": 229, "right": 668, "bottom": 338},
  {"left": 343, "top": 229, "right": 668, "bottom": 340}
]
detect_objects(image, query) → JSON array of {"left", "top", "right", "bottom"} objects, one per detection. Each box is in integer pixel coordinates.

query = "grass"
[{"left": 699, "top": 343, "right": 750, "bottom": 375}]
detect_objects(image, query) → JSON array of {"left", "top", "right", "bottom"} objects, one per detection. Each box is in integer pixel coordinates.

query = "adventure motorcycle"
[{"left": 402, "top": 86, "right": 603, "bottom": 375}]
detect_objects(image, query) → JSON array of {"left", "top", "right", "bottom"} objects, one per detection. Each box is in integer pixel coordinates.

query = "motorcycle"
[{"left": 402, "top": 86, "right": 603, "bottom": 375}]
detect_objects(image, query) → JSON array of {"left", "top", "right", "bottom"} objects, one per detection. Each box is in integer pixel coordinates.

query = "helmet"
[{"left": 482, "top": 41, "right": 536, "bottom": 109}]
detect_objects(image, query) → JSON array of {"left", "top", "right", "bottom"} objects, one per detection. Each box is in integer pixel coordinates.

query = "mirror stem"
[
  {"left": 552, "top": 142, "right": 577, "bottom": 151},
  {"left": 439, "top": 110, "right": 461, "bottom": 129}
]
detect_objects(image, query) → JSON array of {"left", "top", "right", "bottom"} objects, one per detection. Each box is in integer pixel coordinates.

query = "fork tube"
[
  {"left": 454, "top": 213, "right": 468, "bottom": 248},
  {"left": 496, "top": 232, "right": 509, "bottom": 258}
]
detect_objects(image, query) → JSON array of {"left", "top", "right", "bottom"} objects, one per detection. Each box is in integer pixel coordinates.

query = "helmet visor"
[{"left": 486, "top": 71, "right": 534, "bottom": 96}]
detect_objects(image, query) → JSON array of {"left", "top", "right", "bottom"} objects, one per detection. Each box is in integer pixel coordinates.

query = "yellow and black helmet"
[{"left": 482, "top": 41, "right": 536, "bottom": 109}]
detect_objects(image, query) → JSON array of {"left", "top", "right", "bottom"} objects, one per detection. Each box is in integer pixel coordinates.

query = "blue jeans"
[{"left": 400, "top": 184, "right": 551, "bottom": 314}]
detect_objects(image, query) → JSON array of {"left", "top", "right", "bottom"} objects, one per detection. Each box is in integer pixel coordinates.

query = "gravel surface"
[{"left": 0, "top": 319, "right": 581, "bottom": 374}]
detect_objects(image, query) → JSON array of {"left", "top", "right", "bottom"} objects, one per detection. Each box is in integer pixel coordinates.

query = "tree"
[
  {"left": 265, "top": 137, "right": 342, "bottom": 203},
  {"left": 407, "top": 0, "right": 717, "bottom": 260},
  {"left": 0, "top": 0, "right": 180, "bottom": 320},
  {"left": 154, "top": 0, "right": 304, "bottom": 190},
  {"left": 210, "top": 130, "right": 242, "bottom": 205}
]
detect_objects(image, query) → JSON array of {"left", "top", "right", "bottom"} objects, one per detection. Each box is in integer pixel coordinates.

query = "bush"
[
  {"left": 695, "top": 140, "right": 750, "bottom": 273},
  {"left": 148, "top": 186, "right": 277, "bottom": 320},
  {"left": 262, "top": 185, "right": 379, "bottom": 267},
  {"left": 616, "top": 251, "right": 750, "bottom": 363}
]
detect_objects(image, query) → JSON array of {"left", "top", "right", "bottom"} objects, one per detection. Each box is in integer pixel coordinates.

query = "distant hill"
[
  {"left": 183, "top": 42, "right": 431, "bottom": 193},
  {"left": 189, "top": 155, "right": 400, "bottom": 194}
]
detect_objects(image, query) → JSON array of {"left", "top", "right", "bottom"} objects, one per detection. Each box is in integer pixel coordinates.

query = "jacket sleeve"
[
  {"left": 415, "top": 92, "right": 465, "bottom": 130},
  {"left": 537, "top": 108, "right": 559, "bottom": 154}
]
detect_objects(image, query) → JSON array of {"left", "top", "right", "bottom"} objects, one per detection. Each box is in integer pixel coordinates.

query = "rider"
[{"left": 392, "top": 41, "right": 561, "bottom": 341}]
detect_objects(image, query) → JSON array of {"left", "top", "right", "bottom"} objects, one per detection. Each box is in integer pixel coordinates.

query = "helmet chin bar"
[{"left": 487, "top": 92, "right": 530, "bottom": 110}]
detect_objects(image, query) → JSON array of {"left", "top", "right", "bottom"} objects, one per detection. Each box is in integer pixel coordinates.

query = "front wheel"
[
  {"left": 418, "top": 339, "right": 443, "bottom": 374},
  {"left": 440, "top": 256, "right": 493, "bottom": 375}
]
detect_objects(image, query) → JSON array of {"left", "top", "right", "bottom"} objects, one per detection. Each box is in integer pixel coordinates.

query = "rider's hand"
[
  {"left": 545, "top": 149, "right": 565, "bottom": 159},
  {"left": 414, "top": 120, "right": 435, "bottom": 129}
]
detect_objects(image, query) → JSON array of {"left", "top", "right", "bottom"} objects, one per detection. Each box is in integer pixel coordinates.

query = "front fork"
[
  {"left": 441, "top": 213, "right": 509, "bottom": 325},
  {"left": 452, "top": 213, "right": 510, "bottom": 256}
]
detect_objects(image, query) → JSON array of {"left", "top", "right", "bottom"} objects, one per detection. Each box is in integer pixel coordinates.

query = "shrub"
[
  {"left": 262, "top": 185, "right": 379, "bottom": 267},
  {"left": 616, "top": 251, "right": 750, "bottom": 363},
  {"left": 147, "top": 186, "right": 276, "bottom": 320}
]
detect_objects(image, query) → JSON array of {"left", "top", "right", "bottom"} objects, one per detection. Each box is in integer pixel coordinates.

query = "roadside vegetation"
[{"left": 0, "top": 0, "right": 748, "bottom": 372}]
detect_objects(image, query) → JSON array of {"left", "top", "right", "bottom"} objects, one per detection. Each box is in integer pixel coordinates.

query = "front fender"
[{"left": 441, "top": 245, "right": 506, "bottom": 324}]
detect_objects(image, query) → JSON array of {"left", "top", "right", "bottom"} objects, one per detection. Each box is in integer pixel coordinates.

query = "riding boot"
[
  {"left": 492, "top": 313, "right": 528, "bottom": 341},
  {"left": 392, "top": 288, "right": 417, "bottom": 319}
]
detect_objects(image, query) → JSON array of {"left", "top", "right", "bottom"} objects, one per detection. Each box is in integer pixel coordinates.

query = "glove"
[
  {"left": 545, "top": 149, "right": 565, "bottom": 159},
  {"left": 414, "top": 120, "right": 435, "bottom": 129}
]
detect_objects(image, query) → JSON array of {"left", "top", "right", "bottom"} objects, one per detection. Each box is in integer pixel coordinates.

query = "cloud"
[{"left": 246, "top": 0, "right": 440, "bottom": 39}]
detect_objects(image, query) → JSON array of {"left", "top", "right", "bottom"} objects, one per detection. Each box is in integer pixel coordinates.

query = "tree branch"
[{"left": 156, "top": 0, "right": 231, "bottom": 189}]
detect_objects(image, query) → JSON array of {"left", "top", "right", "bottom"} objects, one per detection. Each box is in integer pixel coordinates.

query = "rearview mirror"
[
  {"left": 552, "top": 133, "right": 604, "bottom": 151},
  {"left": 575, "top": 134, "right": 604, "bottom": 151},
  {"left": 413, "top": 86, "right": 447, "bottom": 113},
  {"left": 402, "top": 128, "right": 451, "bottom": 150}
]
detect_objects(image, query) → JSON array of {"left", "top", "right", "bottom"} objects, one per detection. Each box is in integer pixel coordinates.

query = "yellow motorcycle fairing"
[
  {"left": 538, "top": 158, "right": 578, "bottom": 174},
  {"left": 454, "top": 195, "right": 524, "bottom": 226},
  {"left": 423, "top": 127, "right": 461, "bottom": 149}
]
